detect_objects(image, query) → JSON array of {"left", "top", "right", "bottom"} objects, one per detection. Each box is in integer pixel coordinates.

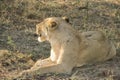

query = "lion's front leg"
[
  {"left": 19, "top": 58, "right": 52, "bottom": 75},
  {"left": 19, "top": 61, "right": 71, "bottom": 76},
  {"left": 19, "top": 58, "right": 71, "bottom": 77},
  {"left": 30, "top": 57, "right": 52, "bottom": 70}
]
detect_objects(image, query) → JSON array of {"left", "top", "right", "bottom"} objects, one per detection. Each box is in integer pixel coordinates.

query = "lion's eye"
[{"left": 39, "top": 34, "right": 42, "bottom": 37}]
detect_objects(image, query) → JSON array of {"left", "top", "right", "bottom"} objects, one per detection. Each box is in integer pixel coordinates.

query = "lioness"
[{"left": 20, "top": 17, "right": 116, "bottom": 76}]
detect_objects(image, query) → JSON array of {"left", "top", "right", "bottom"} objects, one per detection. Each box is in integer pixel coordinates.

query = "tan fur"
[{"left": 20, "top": 17, "right": 116, "bottom": 75}]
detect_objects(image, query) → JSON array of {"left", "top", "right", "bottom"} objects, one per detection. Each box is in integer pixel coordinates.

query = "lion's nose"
[{"left": 33, "top": 33, "right": 38, "bottom": 37}]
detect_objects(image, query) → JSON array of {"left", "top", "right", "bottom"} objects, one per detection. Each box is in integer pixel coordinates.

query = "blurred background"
[{"left": 0, "top": 0, "right": 120, "bottom": 80}]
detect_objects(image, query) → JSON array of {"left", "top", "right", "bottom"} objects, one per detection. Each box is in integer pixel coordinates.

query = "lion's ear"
[
  {"left": 62, "top": 17, "right": 69, "bottom": 23},
  {"left": 47, "top": 21, "right": 58, "bottom": 31}
]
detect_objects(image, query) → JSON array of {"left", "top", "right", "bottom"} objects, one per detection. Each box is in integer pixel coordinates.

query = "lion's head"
[{"left": 36, "top": 17, "right": 69, "bottom": 42}]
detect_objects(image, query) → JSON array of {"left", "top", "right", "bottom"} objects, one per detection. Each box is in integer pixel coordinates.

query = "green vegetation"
[{"left": 0, "top": 0, "right": 119, "bottom": 80}]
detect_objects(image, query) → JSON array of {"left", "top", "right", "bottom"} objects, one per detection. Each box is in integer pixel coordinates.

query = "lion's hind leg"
[{"left": 82, "top": 31, "right": 106, "bottom": 41}]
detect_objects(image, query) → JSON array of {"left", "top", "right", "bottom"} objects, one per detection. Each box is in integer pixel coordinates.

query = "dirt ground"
[{"left": 0, "top": 0, "right": 120, "bottom": 80}]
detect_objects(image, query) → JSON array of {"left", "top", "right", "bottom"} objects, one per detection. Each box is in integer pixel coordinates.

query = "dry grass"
[{"left": 0, "top": 0, "right": 120, "bottom": 80}]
